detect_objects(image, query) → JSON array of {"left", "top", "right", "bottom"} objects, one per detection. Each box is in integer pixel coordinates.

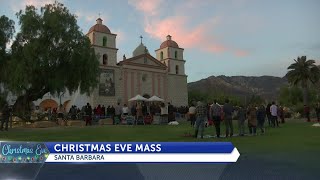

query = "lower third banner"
[{"left": 0, "top": 142, "right": 240, "bottom": 163}]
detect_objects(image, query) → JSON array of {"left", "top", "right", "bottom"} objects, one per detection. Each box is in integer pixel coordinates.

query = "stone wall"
[
  {"left": 93, "top": 46, "right": 118, "bottom": 67},
  {"left": 122, "top": 69, "right": 167, "bottom": 104},
  {"left": 167, "top": 74, "right": 188, "bottom": 106}
]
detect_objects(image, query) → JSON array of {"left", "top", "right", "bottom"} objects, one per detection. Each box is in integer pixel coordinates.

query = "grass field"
[
  {"left": 1, "top": 119, "right": 319, "bottom": 155},
  {"left": 1, "top": 119, "right": 319, "bottom": 179}
]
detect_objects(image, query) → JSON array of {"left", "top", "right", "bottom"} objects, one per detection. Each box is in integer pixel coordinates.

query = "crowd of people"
[
  {"left": 189, "top": 99, "right": 320, "bottom": 139},
  {"left": 189, "top": 100, "right": 289, "bottom": 139},
  {"left": 1, "top": 98, "right": 320, "bottom": 132},
  {"left": 40, "top": 102, "right": 189, "bottom": 126}
]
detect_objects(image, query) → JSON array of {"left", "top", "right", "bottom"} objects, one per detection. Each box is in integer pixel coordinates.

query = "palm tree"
[{"left": 286, "top": 56, "right": 320, "bottom": 106}]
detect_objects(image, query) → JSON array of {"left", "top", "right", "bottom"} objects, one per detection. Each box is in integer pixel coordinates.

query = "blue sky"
[{"left": 1, "top": 0, "right": 320, "bottom": 82}]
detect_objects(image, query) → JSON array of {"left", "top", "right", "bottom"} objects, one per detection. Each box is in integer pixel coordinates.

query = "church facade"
[{"left": 33, "top": 18, "right": 188, "bottom": 110}]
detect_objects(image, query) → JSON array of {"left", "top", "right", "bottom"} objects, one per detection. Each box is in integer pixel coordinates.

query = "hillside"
[{"left": 188, "top": 75, "right": 288, "bottom": 101}]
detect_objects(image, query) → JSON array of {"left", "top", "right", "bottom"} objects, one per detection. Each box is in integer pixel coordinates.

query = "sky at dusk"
[{"left": 1, "top": 0, "right": 320, "bottom": 82}]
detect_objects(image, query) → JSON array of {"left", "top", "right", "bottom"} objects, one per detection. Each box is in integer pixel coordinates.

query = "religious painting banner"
[{"left": 99, "top": 69, "right": 115, "bottom": 96}]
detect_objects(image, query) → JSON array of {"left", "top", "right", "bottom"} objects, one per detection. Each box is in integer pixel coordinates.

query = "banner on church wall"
[{"left": 99, "top": 69, "right": 115, "bottom": 96}]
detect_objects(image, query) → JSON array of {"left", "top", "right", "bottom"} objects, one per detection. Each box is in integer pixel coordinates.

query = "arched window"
[
  {"left": 103, "top": 54, "right": 108, "bottom": 65},
  {"left": 103, "top": 37, "right": 107, "bottom": 46},
  {"left": 160, "top": 51, "right": 163, "bottom": 60},
  {"left": 175, "top": 51, "right": 178, "bottom": 59},
  {"left": 175, "top": 65, "right": 179, "bottom": 74}
]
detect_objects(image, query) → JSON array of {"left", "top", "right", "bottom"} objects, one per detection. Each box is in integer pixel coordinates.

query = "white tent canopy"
[
  {"left": 147, "top": 95, "right": 164, "bottom": 102},
  {"left": 128, "top": 95, "right": 148, "bottom": 102}
]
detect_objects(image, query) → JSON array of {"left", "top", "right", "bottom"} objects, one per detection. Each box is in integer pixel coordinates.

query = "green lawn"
[{"left": 1, "top": 119, "right": 319, "bottom": 155}]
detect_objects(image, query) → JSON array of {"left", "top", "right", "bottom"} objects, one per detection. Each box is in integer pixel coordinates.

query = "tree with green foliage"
[
  {"left": 188, "top": 90, "right": 242, "bottom": 106},
  {"left": 286, "top": 56, "right": 320, "bottom": 106},
  {"left": 279, "top": 85, "right": 303, "bottom": 106},
  {"left": 279, "top": 84, "right": 320, "bottom": 114},
  {"left": 248, "top": 94, "right": 265, "bottom": 106},
  {"left": 5, "top": 2, "right": 99, "bottom": 117},
  {"left": 0, "top": 15, "right": 15, "bottom": 109}
]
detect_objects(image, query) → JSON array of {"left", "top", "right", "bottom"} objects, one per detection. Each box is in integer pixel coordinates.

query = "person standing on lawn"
[
  {"left": 210, "top": 100, "right": 222, "bottom": 138},
  {"left": 266, "top": 103, "right": 272, "bottom": 126},
  {"left": 115, "top": 103, "right": 122, "bottom": 122},
  {"left": 257, "top": 105, "right": 266, "bottom": 134},
  {"left": 85, "top": 103, "right": 92, "bottom": 126},
  {"left": 194, "top": 101, "right": 207, "bottom": 139},
  {"left": 188, "top": 103, "right": 196, "bottom": 127},
  {"left": 279, "top": 106, "right": 285, "bottom": 123},
  {"left": 247, "top": 104, "right": 257, "bottom": 135},
  {"left": 238, "top": 106, "right": 247, "bottom": 136},
  {"left": 223, "top": 99, "right": 234, "bottom": 137},
  {"left": 270, "top": 102, "right": 278, "bottom": 127}
]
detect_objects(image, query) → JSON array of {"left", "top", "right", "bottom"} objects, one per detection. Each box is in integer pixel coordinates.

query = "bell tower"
[
  {"left": 155, "top": 35, "right": 185, "bottom": 75},
  {"left": 155, "top": 35, "right": 188, "bottom": 106},
  {"left": 86, "top": 18, "right": 118, "bottom": 66}
]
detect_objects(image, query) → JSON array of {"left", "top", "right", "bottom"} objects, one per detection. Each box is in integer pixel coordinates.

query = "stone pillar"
[
  {"left": 157, "top": 75, "right": 161, "bottom": 98},
  {"left": 163, "top": 75, "right": 168, "bottom": 101},
  {"left": 137, "top": 72, "right": 141, "bottom": 94},
  {"left": 152, "top": 73, "right": 155, "bottom": 96},
  {"left": 131, "top": 71, "right": 134, "bottom": 98},
  {"left": 124, "top": 70, "right": 128, "bottom": 104}
]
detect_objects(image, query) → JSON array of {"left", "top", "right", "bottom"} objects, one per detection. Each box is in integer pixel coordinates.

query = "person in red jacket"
[
  {"left": 144, "top": 113, "right": 153, "bottom": 125},
  {"left": 96, "top": 104, "right": 102, "bottom": 118}
]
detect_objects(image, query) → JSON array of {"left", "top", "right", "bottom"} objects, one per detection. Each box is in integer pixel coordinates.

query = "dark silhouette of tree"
[
  {"left": 5, "top": 2, "right": 99, "bottom": 117},
  {"left": 286, "top": 56, "right": 320, "bottom": 105}
]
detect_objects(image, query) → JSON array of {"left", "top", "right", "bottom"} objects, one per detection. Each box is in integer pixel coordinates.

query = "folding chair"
[
  {"left": 126, "top": 116, "right": 135, "bottom": 125},
  {"left": 136, "top": 116, "right": 145, "bottom": 125},
  {"left": 121, "top": 115, "right": 127, "bottom": 125},
  {"left": 153, "top": 114, "right": 161, "bottom": 125},
  {"left": 114, "top": 116, "right": 120, "bottom": 125}
]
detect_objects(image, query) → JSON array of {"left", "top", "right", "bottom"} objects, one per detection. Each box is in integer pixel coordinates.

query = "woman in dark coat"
[
  {"left": 247, "top": 105, "right": 257, "bottom": 135},
  {"left": 257, "top": 105, "right": 266, "bottom": 134}
]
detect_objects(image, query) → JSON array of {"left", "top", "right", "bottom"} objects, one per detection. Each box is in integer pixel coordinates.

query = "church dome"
[
  {"left": 133, "top": 43, "right": 149, "bottom": 57},
  {"left": 88, "top": 18, "right": 111, "bottom": 34},
  {"left": 160, "top": 35, "right": 179, "bottom": 49}
]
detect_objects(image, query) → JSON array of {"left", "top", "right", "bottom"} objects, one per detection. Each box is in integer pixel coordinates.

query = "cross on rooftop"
[{"left": 140, "top": 35, "right": 143, "bottom": 44}]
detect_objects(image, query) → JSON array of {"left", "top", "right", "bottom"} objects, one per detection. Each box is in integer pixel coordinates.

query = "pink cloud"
[
  {"left": 129, "top": 0, "right": 251, "bottom": 56},
  {"left": 234, "top": 50, "right": 249, "bottom": 57},
  {"left": 205, "top": 45, "right": 227, "bottom": 53},
  {"left": 128, "top": 0, "right": 163, "bottom": 16},
  {"left": 145, "top": 16, "right": 204, "bottom": 47},
  {"left": 145, "top": 16, "right": 227, "bottom": 53}
]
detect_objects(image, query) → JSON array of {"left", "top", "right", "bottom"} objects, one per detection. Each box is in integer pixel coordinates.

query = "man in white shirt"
[
  {"left": 122, "top": 104, "right": 129, "bottom": 115},
  {"left": 270, "top": 101, "right": 278, "bottom": 128},
  {"left": 188, "top": 103, "right": 196, "bottom": 126}
]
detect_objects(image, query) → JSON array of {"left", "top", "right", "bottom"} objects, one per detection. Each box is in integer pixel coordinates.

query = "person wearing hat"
[
  {"left": 1, "top": 103, "right": 10, "bottom": 131},
  {"left": 194, "top": 101, "right": 207, "bottom": 139}
]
